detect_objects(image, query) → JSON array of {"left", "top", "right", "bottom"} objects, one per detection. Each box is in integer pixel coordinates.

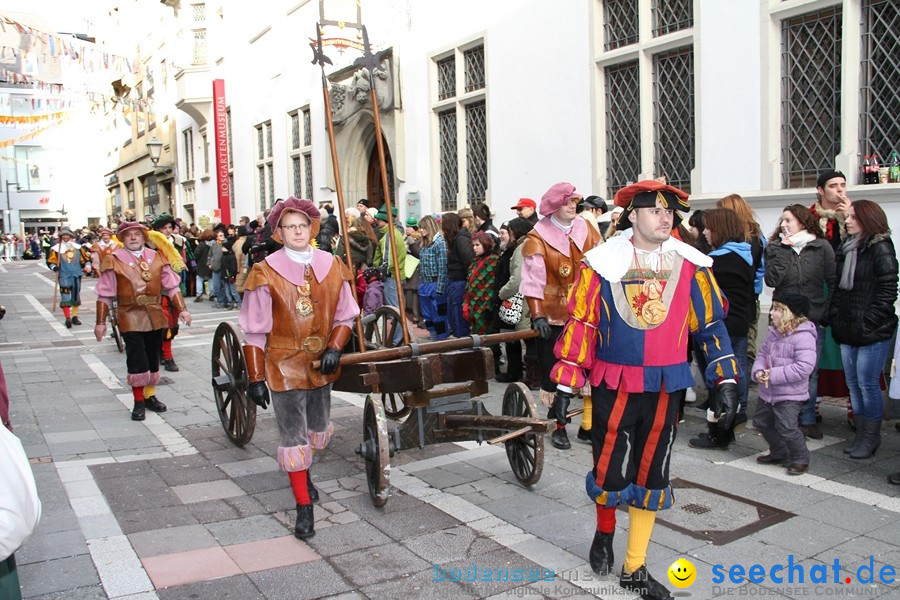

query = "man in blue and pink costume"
[
  {"left": 238, "top": 197, "right": 358, "bottom": 540},
  {"left": 550, "top": 181, "right": 740, "bottom": 600}
]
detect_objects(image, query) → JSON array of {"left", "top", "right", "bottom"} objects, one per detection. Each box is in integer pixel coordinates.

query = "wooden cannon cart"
[{"left": 210, "top": 317, "right": 558, "bottom": 506}]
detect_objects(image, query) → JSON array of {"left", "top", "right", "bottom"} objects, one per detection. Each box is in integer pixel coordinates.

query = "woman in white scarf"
[{"left": 764, "top": 204, "right": 836, "bottom": 440}]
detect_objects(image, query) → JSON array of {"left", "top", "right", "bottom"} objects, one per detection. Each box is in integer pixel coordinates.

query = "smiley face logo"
[{"left": 668, "top": 558, "right": 696, "bottom": 588}]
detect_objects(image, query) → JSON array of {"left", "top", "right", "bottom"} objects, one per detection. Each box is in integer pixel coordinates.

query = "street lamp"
[
  {"left": 4, "top": 179, "right": 20, "bottom": 236},
  {"left": 146, "top": 137, "right": 163, "bottom": 166}
]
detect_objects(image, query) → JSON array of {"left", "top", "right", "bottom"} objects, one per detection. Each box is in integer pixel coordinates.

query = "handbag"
[{"left": 498, "top": 292, "right": 524, "bottom": 326}]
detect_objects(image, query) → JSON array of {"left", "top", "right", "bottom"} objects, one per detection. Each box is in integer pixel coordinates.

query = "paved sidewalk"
[{"left": 3, "top": 259, "right": 900, "bottom": 599}]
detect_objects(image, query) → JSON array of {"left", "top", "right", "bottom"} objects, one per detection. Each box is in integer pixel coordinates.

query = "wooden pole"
[
  {"left": 313, "top": 329, "right": 538, "bottom": 369},
  {"left": 320, "top": 69, "right": 366, "bottom": 350},
  {"left": 369, "top": 84, "right": 410, "bottom": 346}
]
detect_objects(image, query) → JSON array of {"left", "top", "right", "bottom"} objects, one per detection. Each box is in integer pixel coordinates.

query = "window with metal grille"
[
  {"left": 604, "top": 0, "right": 639, "bottom": 51},
  {"left": 292, "top": 156, "right": 302, "bottom": 196},
  {"left": 267, "top": 164, "right": 274, "bottom": 206},
  {"left": 182, "top": 128, "right": 194, "bottom": 181},
  {"left": 256, "top": 124, "right": 264, "bottom": 160},
  {"left": 290, "top": 111, "right": 300, "bottom": 150},
  {"left": 438, "top": 108, "right": 458, "bottom": 211},
  {"left": 201, "top": 131, "right": 209, "bottom": 175},
  {"left": 258, "top": 166, "right": 265, "bottom": 213},
  {"left": 652, "top": 0, "right": 692, "bottom": 36},
  {"left": 859, "top": 0, "right": 900, "bottom": 172},
  {"left": 464, "top": 45, "right": 485, "bottom": 92},
  {"left": 466, "top": 101, "right": 487, "bottom": 205},
  {"left": 303, "top": 108, "right": 311, "bottom": 146},
  {"left": 265, "top": 122, "right": 273, "bottom": 158},
  {"left": 192, "top": 29, "right": 207, "bottom": 65},
  {"left": 605, "top": 60, "right": 641, "bottom": 198},
  {"left": 304, "top": 154, "right": 313, "bottom": 199},
  {"left": 437, "top": 56, "right": 455, "bottom": 101},
  {"left": 781, "top": 7, "right": 842, "bottom": 189},
  {"left": 653, "top": 46, "right": 695, "bottom": 193}
]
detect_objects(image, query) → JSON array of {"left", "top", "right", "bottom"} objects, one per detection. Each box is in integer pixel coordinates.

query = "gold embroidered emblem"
[
  {"left": 640, "top": 279, "right": 666, "bottom": 325},
  {"left": 296, "top": 280, "right": 313, "bottom": 316},
  {"left": 138, "top": 259, "right": 152, "bottom": 281},
  {"left": 64, "top": 249, "right": 75, "bottom": 261},
  {"left": 559, "top": 262, "right": 572, "bottom": 278}
]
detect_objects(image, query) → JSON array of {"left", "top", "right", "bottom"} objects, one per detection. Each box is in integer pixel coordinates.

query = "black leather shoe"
[
  {"left": 756, "top": 453, "right": 788, "bottom": 465},
  {"left": 162, "top": 358, "right": 180, "bottom": 372},
  {"left": 786, "top": 463, "right": 808, "bottom": 476},
  {"left": 144, "top": 396, "right": 167, "bottom": 413},
  {"left": 65, "top": 318, "right": 72, "bottom": 328},
  {"left": 800, "top": 424, "right": 823, "bottom": 440},
  {"left": 131, "top": 403, "right": 146, "bottom": 421},
  {"left": 294, "top": 504, "right": 315, "bottom": 539},
  {"left": 308, "top": 476, "right": 319, "bottom": 504},
  {"left": 71, "top": 316, "right": 82, "bottom": 325},
  {"left": 620, "top": 565, "right": 673, "bottom": 600},
  {"left": 887, "top": 471, "right": 900, "bottom": 485},
  {"left": 577, "top": 427, "right": 591, "bottom": 443},
  {"left": 495, "top": 372, "right": 521, "bottom": 383},
  {"left": 588, "top": 531, "right": 614, "bottom": 575},
  {"left": 551, "top": 428, "right": 571, "bottom": 450}
]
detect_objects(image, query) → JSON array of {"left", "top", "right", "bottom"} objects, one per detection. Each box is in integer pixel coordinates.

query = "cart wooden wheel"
[
  {"left": 502, "top": 382, "right": 544, "bottom": 486},
  {"left": 382, "top": 392, "right": 411, "bottom": 420},
  {"left": 110, "top": 316, "right": 124, "bottom": 353},
  {"left": 211, "top": 322, "right": 256, "bottom": 446},
  {"left": 363, "top": 305, "right": 402, "bottom": 349},
  {"left": 357, "top": 394, "right": 391, "bottom": 506}
]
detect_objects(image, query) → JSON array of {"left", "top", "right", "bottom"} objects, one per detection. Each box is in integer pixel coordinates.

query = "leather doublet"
[
  {"left": 522, "top": 227, "right": 602, "bottom": 326},
  {"left": 101, "top": 252, "right": 168, "bottom": 332},
  {"left": 244, "top": 258, "right": 352, "bottom": 391}
]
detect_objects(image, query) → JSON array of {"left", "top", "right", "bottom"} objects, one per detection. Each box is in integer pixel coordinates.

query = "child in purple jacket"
[{"left": 752, "top": 291, "right": 818, "bottom": 475}]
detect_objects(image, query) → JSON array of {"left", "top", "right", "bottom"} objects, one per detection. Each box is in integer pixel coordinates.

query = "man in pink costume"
[{"left": 239, "top": 197, "right": 358, "bottom": 539}]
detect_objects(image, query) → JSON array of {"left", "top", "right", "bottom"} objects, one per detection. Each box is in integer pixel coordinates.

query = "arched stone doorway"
[{"left": 366, "top": 136, "right": 395, "bottom": 210}]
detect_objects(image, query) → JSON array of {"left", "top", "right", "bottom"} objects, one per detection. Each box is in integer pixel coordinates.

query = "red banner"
[{"left": 212, "top": 79, "right": 231, "bottom": 225}]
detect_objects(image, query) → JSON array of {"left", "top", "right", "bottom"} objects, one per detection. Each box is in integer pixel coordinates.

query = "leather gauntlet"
[
  {"left": 326, "top": 324, "right": 352, "bottom": 352},
  {"left": 170, "top": 293, "right": 188, "bottom": 315},
  {"left": 243, "top": 344, "right": 266, "bottom": 383},
  {"left": 96, "top": 301, "right": 109, "bottom": 327},
  {"left": 526, "top": 297, "right": 545, "bottom": 321}
]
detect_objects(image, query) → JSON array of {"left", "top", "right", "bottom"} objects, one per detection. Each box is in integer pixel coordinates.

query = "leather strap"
[
  {"left": 95, "top": 300, "right": 109, "bottom": 327},
  {"left": 243, "top": 344, "right": 266, "bottom": 383},
  {"left": 326, "top": 324, "right": 352, "bottom": 351}
]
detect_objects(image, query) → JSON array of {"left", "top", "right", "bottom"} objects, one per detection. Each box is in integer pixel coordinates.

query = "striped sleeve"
[
  {"left": 690, "top": 265, "right": 740, "bottom": 385},
  {"left": 551, "top": 263, "right": 603, "bottom": 389}
]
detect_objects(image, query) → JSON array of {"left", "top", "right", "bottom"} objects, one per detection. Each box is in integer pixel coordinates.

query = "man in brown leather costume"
[
  {"left": 94, "top": 221, "right": 192, "bottom": 421},
  {"left": 238, "top": 197, "right": 358, "bottom": 540},
  {"left": 519, "top": 182, "right": 603, "bottom": 449}
]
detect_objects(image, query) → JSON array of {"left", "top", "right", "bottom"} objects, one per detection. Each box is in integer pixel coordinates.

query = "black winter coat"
[
  {"left": 447, "top": 229, "right": 474, "bottom": 281},
  {"left": 764, "top": 238, "right": 836, "bottom": 324},
  {"left": 829, "top": 234, "right": 899, "bottom": 347}
]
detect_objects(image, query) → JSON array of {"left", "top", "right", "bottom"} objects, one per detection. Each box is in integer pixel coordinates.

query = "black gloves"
[
  {"left": 711, "top": 382, "right": 739, "bottom": 430},
  {"left": 532, "top": 317, "right": 552, "bottom": 341},
  {"left": 248, "top": 381, "right": 270, "bottom": 409},
  {"left": 320, "top": 348, "right": 342, "bottom": 375},
  {"left": 550, "top": 389, "right": 574, "bottom": 426}
]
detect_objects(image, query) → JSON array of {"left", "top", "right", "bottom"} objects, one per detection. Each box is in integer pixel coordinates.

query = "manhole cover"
[{"left": 654, "top": 478, "right": 793, "bottom": 545}]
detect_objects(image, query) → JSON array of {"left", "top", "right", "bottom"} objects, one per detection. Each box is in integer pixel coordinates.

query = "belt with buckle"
[
  {"left": 268, "top": 335, "right": 325, "bottom": 353},
  {"left": 122, "top": 294, "right": 159, "bottom": 307}
]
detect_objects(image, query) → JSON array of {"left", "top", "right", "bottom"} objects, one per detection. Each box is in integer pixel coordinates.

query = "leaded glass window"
[
  {"left": 466, "top": 101, "right": 487, "bottom": 205},
  {"left": 605, "top": 61, "right": 641, "bottom": 198},
  {"left": 437, "top": 56, "right": 455, "bottom": 101},
  {"left": 439, "top": 108, "right": 458, "bottom": 211},
  {"left": 652, "top": 0, "right": 692, "bottom": 37},
  {"left": 781, "top": 7, "right": 842, "bottom": 188},
  {"left": 653, "top": 46, "right": 695, "bottom": 193},
  {"left": 256, "top": 125, "right": 264, "bottom": 160},
  {"left": 604, "top": 0, "right": 639, "bottom": 51},
  {"left": 464, "top": 45, "right": 485, "bottom": 93},
  {"left": 303, "top": 108, "right": 312, "bottom": 146},
  {"left": 292, "top": 156, "right": 302, "bottom": 196},
  {"left": 291, "top": 112, "right": 300, "bottom": 150},
  {"left": 304, "top": 154, "right": 313, "bottom": 199},
  {"left": 859, "top": 0, "right": 900, "bottom": 170}
]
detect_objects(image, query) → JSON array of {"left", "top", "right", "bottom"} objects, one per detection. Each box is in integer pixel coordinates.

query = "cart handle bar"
[{"left": 312, "top": 329, "right": 539, "bottom": 369}]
